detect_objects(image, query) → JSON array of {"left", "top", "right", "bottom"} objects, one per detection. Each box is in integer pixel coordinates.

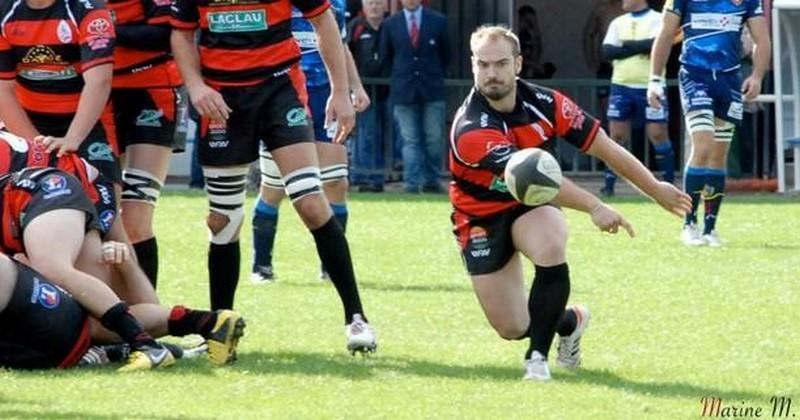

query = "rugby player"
[
  {"left": 450, "top": 26, "right": 691, "bottom": 381},
  {"left": 170, "top": 0, "right": 376, "bottom": 353},
  {"left": 648, "top": 0, "right": 770, "bottom": 246}
]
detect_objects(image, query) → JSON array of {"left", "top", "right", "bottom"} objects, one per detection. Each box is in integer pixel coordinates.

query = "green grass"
[{"left": 2, "top": 192, "right": 799, "bottom": 419}]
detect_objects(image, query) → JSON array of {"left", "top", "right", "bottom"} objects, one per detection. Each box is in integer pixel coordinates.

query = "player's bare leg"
[
  {"left": 121, "top": 143, "right": 172, "bottom": 288},
  {"left": 271, "top": 142, "right": 375, "bottom": 354}
]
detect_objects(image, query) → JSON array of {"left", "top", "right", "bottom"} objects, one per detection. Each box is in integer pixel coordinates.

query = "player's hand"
[
  {"left": 651, "top": 181, "right": 692, "bottom": 218},
  {"left": 590, "top": 202, "right": 635, "bottom": 237},
  {"left": 351, "top": 86, "right": 371, "bottom": 113},
  {"left": 647, "top": 75, "right": 665, "bottom": 109},
  {"left": 187, "top": 82, "right": 231, "bottom": 122},
  {"left": 326, "top": 89, "right": 355, "bottom": 144},
  {"left": 35, "top": 135, "right": 81, "bottom": 157},
  {"left": 100, "top": 241, "right": 131, "bottom": 265},
  {"left": 741, "top": 75, "right": 762, "bottom": 102}
]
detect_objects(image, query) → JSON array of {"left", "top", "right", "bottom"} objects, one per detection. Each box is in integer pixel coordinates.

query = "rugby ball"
[{"left": 504, "top": 148, "right": 562, "bottom": 206}]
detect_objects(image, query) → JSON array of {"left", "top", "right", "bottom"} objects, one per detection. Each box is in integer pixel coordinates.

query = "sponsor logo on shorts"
[
  {"left": 57, "top": 20, "right": 73, "bottom": 43},
  {"left": 286, "top": 107, "right": 309, "bottom": 127},
  {"left": 31, "top": 278, "right": 61, "bottom": 309},
  {"left": 646, "top": 105, "right": 666, "bottom": 120},
  {"left": 468, "top": 225, "right": 492, "bottom": 257},
  {"left": 489, "top": 176, "right": 509, "bottom": 193},
  {"left": 15, "top": 178, "right": 37, "bottom": 190},
  {"left": 96, "top": 183, "right": 113, "bottom": 205},
  {"left": 135, "top": 109, "right": 164, "bottom": 128},
  {"left": 87, "top": 142, "right": 114, "bottom": 162},
  {"left": 40, "top": 174, "right": 68, "bottom": 196},
  {"left": 208, "top": 10, "right": 267, "bottom": 33},
  {"left": 208, "top": 140, "right": 230, "bottom": 148},
  {"left": 99, "top": 209, "right": 115, "bottom": 231}
]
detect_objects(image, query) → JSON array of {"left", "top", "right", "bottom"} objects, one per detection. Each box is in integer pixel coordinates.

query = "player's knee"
[
  {"left": 293, "top": 195, "right": 331, "bottom": 228},
  {"left": 496, "top": 325, "right": 528, "bottom": 341},
  {"left": 530, "top": 238, "right": 567, "bottom": 265},
  {"left": 204, "top": 166, "right": 248, "bottom": 244},
  {"left": 282, "top": 165, "right": 330, "bottom": 227},
  {"left": 122, "top": 168, "right": 163, "bottom": 207}
]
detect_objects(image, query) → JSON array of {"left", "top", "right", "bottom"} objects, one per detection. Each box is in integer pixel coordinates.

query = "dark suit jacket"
[{"left": 378, "top": 7, "right": 450, "bottom": 105}]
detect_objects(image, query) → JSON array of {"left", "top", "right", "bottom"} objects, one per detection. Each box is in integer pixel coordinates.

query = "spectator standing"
[
  {"left": 349, "top": 0, "right": 389, "bottom": 191},
  {"left": 379, "top": 0, "right": 450, "bottom": 193}
]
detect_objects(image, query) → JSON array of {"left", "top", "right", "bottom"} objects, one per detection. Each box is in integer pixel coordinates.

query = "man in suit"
[{"left": 379, "top": 0, "right": 450, "bottom": 193}]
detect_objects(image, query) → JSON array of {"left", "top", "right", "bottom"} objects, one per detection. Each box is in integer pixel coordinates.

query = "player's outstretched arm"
[
  {"left": 310, "top": 9, "right": 355, "bottom": 144},
  {"left": 586, "top": 129, "right": 691, "bottom": 217},
  {"left": 553, "top": 177, "right": 635, "bottom": 237}
]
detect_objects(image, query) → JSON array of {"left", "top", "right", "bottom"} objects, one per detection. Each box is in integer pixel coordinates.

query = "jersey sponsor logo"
[
  {"left": 87, "top": 142, "right": 114, "bottom": 162},
  {"left": 31, "top": 278, "right": 61, "bottom": 309},
  {"left": 561, "top": 99, "right": 586, "bottom": 130},
  {"left": 286, "top": 107, "right": 309, "bottom": 127},
  {"left": 690, "top": 13, "right": 742, "bottom": 31},
  {"left": 40, "top": 174, "right": 73, "bottom": 199},
  {"left": 19, "top": 67, "right": 78, "bottom": 81},
  {"left": 57, "top": 20, "right": 73, "bottom": 43},
  {"left": 22, "top": 46, "right": 66, "bottom": 65},
  {"left": 14, "top": 178, "right": 37, "bottom": 190},
  {"left": 535, "top": 92, "right": 554, "bottom": 104},
  {"left": 489, "top": 176, "right": 509, "bottom": 193},
  {"left": 78, "top": 0, "right": 94, "bottom": 9},
  {"left": 480, "top": 112, "right": 489, "bottom": 128},
  {"left": 293, "top": 31, "right": 318, "bottom": 50},
  {"left": 99, "top": 209, "right": 115, "bottom": 231},
  {"left": 86, "top": 18, "right": 113, "bottom": 50},
  {"left": 208, "top": 10, "right": 267, "bottom": 33},
  {"left": 135, "top": 109, "right": 164, "bottom": 128}
]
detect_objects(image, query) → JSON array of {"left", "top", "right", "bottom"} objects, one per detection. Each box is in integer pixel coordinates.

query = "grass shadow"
[
  {"left": 0, "top": 395, "right": 213, "bottom": 420},
  {"left": 277, "top": 280, "right": 471, "bottom": 294},
  {"left": 557, "top": 367, "right": 769, "bottom": 401}
]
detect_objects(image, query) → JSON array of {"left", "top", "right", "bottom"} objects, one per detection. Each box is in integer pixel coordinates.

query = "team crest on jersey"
[
  {"left": 86, "top": 18, "right": 112, "bottom": 50},
  {"left": 31, "top": 278, "right": 61, "bottom": 309},
  {"left": 57, "top": 20, "right": 73, "bottom": 43},
  {"left": 21, "top": 46, "right": 65, "bottom": 65}
]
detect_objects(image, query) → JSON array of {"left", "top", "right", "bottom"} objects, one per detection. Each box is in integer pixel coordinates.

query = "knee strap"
[
  {"left": 121, "top": 168, "right": 164, "bottom": 206},
  {"left": 283, "top": 166, "right": 322, "bottom": 202},
  {"left": 320, "top": 163, "right": 348, "bottom": 184},
  {"left": 714, "top": 121, "right": 735, "bottom": 143},
  {"left": 685, "top": 109, "right": 715, "bottom": 135},
  {"left": 203, "top": 166, "right": 247, "bottom": 244},
  {"left": 259, "top": 150, "right": 284, "bottom": 189}
]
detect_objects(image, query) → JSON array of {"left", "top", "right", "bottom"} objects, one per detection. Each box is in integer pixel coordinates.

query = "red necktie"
[{"left": 410, "top": 14, "right": 419, "bottom": 48}]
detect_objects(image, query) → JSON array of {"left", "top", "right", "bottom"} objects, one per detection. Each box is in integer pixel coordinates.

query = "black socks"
[
  {"left": 209, "top": 242, "right": 240, "bottom": 310},
  {"left": 311, "top": 217, "right": 364, "bottom": 324}
]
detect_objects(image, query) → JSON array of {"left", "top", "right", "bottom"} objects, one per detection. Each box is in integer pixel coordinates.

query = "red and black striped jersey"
[
  {"left": 0, "top": 0, "right": 115, "bottom": 115},
  {"left": 170, "top": 0, "right": 329, "bottom": 87},
  {"left": 107, "top": 0, "right": 181, "bottom": 88},
  {"left": 0, "top": 129, "right": 100, "bottom": 182},
  {"left": 449, "top": 79, "right": 601, "bottom": 217}
]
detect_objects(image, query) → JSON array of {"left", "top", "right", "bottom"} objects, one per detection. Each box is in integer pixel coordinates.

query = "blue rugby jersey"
[
  {"left": 291, "top": 0, "right": 346, "bottom": 87},
  {"left": 666, "top": 0, "right": 763, "bottom": 72}
]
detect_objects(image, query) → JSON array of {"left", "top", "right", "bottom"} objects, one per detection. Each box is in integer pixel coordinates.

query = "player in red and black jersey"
[
  {"left": 450, "top": 26, "right": 691, "bottom": 381},
  {"left": 108, "top": 0, "right": 184, "bottom": 289},
  {"left": 170, "top": 0, "right": 376, "bottom": 355},
  {"left": 0, "top": 251, "right": 246, "bottom": 370},
  {"left": 0, "top": 0, "right": 120, "bottom": 184}
]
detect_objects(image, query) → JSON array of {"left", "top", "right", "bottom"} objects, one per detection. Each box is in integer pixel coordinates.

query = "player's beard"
[{"left": 479, "top": 79, "right": 513, "bottom": 101}]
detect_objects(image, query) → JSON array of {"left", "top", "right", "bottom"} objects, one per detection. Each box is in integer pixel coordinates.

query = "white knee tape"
[
  {"left": 259, "top": 150, "right": 284, "bottom": 189},
  {"left": 685, "top": 110, "right": 715, "bottom": 134},
  {"left": 203, "top": 166, "right": 248, "bottom": 244},
  {"left": 122, "top": 168, "right": 163, "bottom": 206},
  {"left": 320, "top": 163, "right": 348, "bottom": 184},
  {"left": 714, "top": 121, "right": 735, "bottom": 143},
  {"left": 283, "top": 166, "right": 322, "bottom": 202}
]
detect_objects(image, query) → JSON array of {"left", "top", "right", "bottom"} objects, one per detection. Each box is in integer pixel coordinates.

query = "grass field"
[{"left": 1, "top": 191, "right": 799, "bottom": 419}]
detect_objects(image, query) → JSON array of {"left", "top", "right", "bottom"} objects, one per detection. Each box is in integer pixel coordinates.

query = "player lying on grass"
[
  {"left": 0, "top": 166, "right": 243, "bottom": 370},
  {"left": 0, "top": 128, "right": 156, "bottom": 304},
  {"left": 0, "top": 252, "right": 245, "bottom": 370},
  {"left": 449, "top": 25, "right": 691, "bottom": 381}
]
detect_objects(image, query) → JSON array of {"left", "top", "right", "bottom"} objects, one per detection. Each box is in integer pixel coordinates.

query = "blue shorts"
[
  {"left": 307, "top": 83, "right": 333, "bottom": 143},
  {"left": 678, "top": 66, "right": 743, "bottom": 126},
  {"left": 607, "top": 84, "right": 668, "bottom": 124}
]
